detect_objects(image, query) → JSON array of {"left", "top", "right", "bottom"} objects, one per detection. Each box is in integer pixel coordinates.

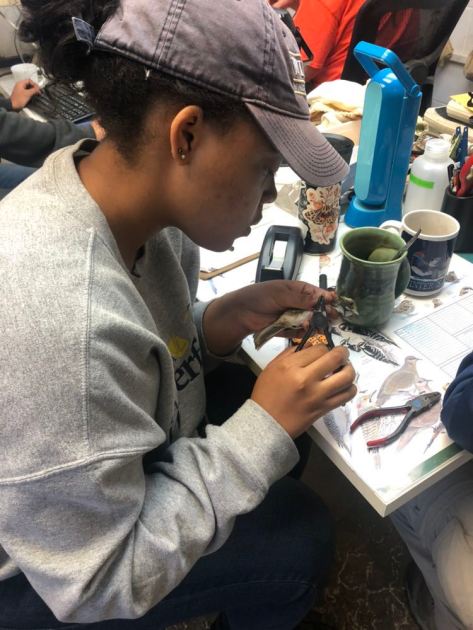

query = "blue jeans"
[
  {"left": 0, "top": 163, "right": 36, "bottom": 198},
  {"left": 0, "top": 477, "right": 332, "bottom": 630},
  {"left": 0, "top": 364, "right": 333, "bottom": 630}
]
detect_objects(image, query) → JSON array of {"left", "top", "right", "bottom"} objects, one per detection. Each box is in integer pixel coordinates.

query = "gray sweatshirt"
[
  {"left": 0, "top": 140, "right": 298, "bottom": 623},
  {"left": 0, "top": 95, "right": 94, "bottom": 166}
]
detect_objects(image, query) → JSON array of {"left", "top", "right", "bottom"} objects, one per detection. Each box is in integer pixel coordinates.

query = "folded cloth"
[{"left": 307, "top": 80, "right": 366, "bottom": 127}]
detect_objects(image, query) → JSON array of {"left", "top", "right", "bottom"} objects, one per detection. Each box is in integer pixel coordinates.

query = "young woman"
[{"left": 0, "top": 1, "right": 356, "bottom": 628}]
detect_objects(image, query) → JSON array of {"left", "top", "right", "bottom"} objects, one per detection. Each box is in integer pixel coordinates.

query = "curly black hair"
[{"left": 20, "top": 0, "right": 248, "bottom": 160}]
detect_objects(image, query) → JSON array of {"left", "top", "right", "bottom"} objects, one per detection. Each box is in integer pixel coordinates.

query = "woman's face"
[{"left": 169, "top": 115, "right": 280, "bottom": 252}]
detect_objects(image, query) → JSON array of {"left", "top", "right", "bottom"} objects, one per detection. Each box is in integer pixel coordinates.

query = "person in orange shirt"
[{"left": 269, "top": 0, "right": 416, "bottom": 89}]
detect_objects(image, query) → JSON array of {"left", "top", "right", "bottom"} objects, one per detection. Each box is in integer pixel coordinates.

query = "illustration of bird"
[
  {"left": 393, "top": 299, "right": 416, "bottom": 315},
  {"left": 331, "top": 323, "right": 399, "bottom": 366},
  {"left": 410, "top": 252, "right": 442, "bottom": 278},
  {"left": 323, "top": 411, "right": 351, "bottom": 454},
  {"left": 395, "top": 397, "right": 442, "bottom": 452},
  {"left": 350, "top": 391, "right": 383, "bottom": 467},
  {"left": 423, "top": 419, "right": 446, "bottom": 454},
  {"left": 375, "top": 356, "right": 421, "bottom": 407},
  {"left": 253, "top": 309, "right": 312, "bottom": 350},
  {"left": 446, "top": 270, "right": 460, "bottom": 284},
  {"left": 336, "top": 321, "right": 398, "bottom": 346}
]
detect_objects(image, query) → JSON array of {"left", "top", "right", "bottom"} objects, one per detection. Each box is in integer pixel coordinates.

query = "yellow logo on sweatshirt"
[{"left": 168, "top": 337, "right": 190, "bottom": 359}]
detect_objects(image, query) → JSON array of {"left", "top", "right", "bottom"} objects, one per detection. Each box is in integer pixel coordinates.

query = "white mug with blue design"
[{"left": 380, "top": 209, "right": 460, "bottom": 296}]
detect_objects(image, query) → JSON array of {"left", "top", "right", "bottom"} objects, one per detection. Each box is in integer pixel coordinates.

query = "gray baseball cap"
[{"left": 90, "top": 0, "right": 349, "bottom": 186}]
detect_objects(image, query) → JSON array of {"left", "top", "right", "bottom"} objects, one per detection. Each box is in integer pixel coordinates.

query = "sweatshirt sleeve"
[
  {"left": 0, "top": 96, "right": 12, "bottom": 110},
  {"left": 0, "top": 231, "right": 298, "bottom": 623},
  {"left": 3, "top": 402, "right": 297, "bottom": 624},
  {"left": 0, "top": 107, "right": 94, "bottom": 166},
  {"left": 441, "top": 351, "right": 473, "bottom": 453},
  {"left": 176, "top": 230, "right": 243, "bottom": 365}
]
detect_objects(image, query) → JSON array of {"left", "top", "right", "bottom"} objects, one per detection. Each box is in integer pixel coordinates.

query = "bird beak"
[{"left": 253, "top": 324, "right": 284, "bottom": 350}]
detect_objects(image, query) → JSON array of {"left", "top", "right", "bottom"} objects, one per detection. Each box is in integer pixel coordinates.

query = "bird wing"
[
  {"left": 253, "top": 324, "right": 288, "bottom": 350},
  {"left": 253, "top": 309, "right": 312, "bottom": 350}
]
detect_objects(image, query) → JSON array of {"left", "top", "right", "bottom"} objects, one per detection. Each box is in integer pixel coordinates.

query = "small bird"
[
  {"left": 253, "top": 309, "right": 312, "bottom": 350},
  {"left": 252, "top": 296, "right": 359, "bottom": 350},
  {"left": 332, "top": 295, "right": 359, "bottom": 319},
  {"left": 375, "top": 356, "right": 420, "bottom": 406}
]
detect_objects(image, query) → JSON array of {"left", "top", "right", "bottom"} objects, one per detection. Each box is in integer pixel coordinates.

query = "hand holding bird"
[
  {"left": 202, "top": 279, "right": 332, "bottom": 356},
  {"left": 253, "top": 294, "right": 358, "bottom": 349}
]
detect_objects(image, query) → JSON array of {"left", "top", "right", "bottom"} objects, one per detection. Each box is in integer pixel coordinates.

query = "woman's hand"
[
  {"left": 267, "top": 0, "right": 300, "bottom": 10},
  {"left": 202, "top": 280, "right": 331, "bottom": 356},
  {"left": 10, "top": 79, "right": 41, "bottom": 111},
  {"left": 252, "top": 345, "right": 357, "bottom": 438}
]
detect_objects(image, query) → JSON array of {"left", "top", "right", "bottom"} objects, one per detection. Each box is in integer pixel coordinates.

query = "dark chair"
[{"left": 341, "top": 0, "right": 469, "bottom": 112}]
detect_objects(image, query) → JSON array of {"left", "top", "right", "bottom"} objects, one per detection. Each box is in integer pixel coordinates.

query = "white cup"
[
  {"left": 380, "top": 209, "right": 460, "bottom": 296},
  {"left": 10, "top": 63, "right": 39, "bottom": 84}
]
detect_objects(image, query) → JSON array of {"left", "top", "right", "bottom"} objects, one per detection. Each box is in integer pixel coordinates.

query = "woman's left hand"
[{"left": 202, "top": 280, "right": 333, "bottom": 356}]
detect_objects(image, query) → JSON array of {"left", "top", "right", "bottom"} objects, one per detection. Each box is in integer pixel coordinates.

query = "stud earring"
[{"left": 178, "top": 148, "right": 187, "bottom": 160}]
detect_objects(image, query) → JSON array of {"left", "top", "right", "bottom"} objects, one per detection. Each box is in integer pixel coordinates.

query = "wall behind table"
[
  {"left": 433, "top": 1, "right": 473, "bottom": 106},
  {"left": 0, "top": 3, "right": 35, "bottom": 65}
]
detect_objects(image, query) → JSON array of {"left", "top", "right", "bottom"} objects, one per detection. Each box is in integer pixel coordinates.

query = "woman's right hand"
[{"left": 251, "top": 345, "right": 356, "bottom": 439}]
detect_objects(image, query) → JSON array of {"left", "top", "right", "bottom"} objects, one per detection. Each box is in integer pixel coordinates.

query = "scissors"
[
  {"left": 456, "top": 154, "right": 473, "bottom": 197},
  {"left": 294, "top": 295, "right": 335, "bottom": 352},
  {"left": 349, "top": 392, "right": 441, "bottom": 449}
]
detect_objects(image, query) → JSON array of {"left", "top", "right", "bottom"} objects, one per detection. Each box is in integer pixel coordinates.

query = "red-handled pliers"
[{"left": 350, "top": 392, "right": 441, "bottom": 449}]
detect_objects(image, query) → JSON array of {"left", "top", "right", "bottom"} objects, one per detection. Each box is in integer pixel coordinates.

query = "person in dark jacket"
[
  {"left": 0, "top": 79, "right": 99, "bottom": 196},
  {"left": 392, "top": 351, "right": 473, "bottom": 629}
]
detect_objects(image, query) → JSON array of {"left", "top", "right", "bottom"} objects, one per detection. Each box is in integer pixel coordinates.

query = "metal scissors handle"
[
  {"left": 294, "top": 275, "right": 336, "bottom": 352},
  {"left": 294, "top": 295, "right": 335, "bottom": 352}
]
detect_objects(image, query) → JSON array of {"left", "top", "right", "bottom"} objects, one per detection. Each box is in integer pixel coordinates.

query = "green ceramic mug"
[{"left": 336, "top": 227, "right": 411, "bottom": 328}]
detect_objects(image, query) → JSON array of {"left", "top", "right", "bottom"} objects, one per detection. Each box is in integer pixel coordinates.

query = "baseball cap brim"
[{"left": 245, "top": 103, "right": 350, "bottom": 186}]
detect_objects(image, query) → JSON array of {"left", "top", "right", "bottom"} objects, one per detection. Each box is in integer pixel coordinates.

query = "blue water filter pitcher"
[{"left": 345, "top": 42, "right": 422, "bottom": 227}]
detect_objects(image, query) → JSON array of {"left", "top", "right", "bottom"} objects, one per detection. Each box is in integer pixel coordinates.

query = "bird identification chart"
[
  {"left": 200, "top": 212, "right": 473, "bottom": 515},
  {"left": 314, "top": 255, "right": 473, "bottom": 515}
]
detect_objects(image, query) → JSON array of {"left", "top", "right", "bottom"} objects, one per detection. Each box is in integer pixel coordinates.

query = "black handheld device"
[{"left": 273, "top": 9, "right": 313, "bottom": 64}]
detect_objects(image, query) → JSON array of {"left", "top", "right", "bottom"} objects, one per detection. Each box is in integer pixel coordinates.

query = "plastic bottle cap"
[{"left": 424, "top": 138, "right": 450, "bottom": 160}]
